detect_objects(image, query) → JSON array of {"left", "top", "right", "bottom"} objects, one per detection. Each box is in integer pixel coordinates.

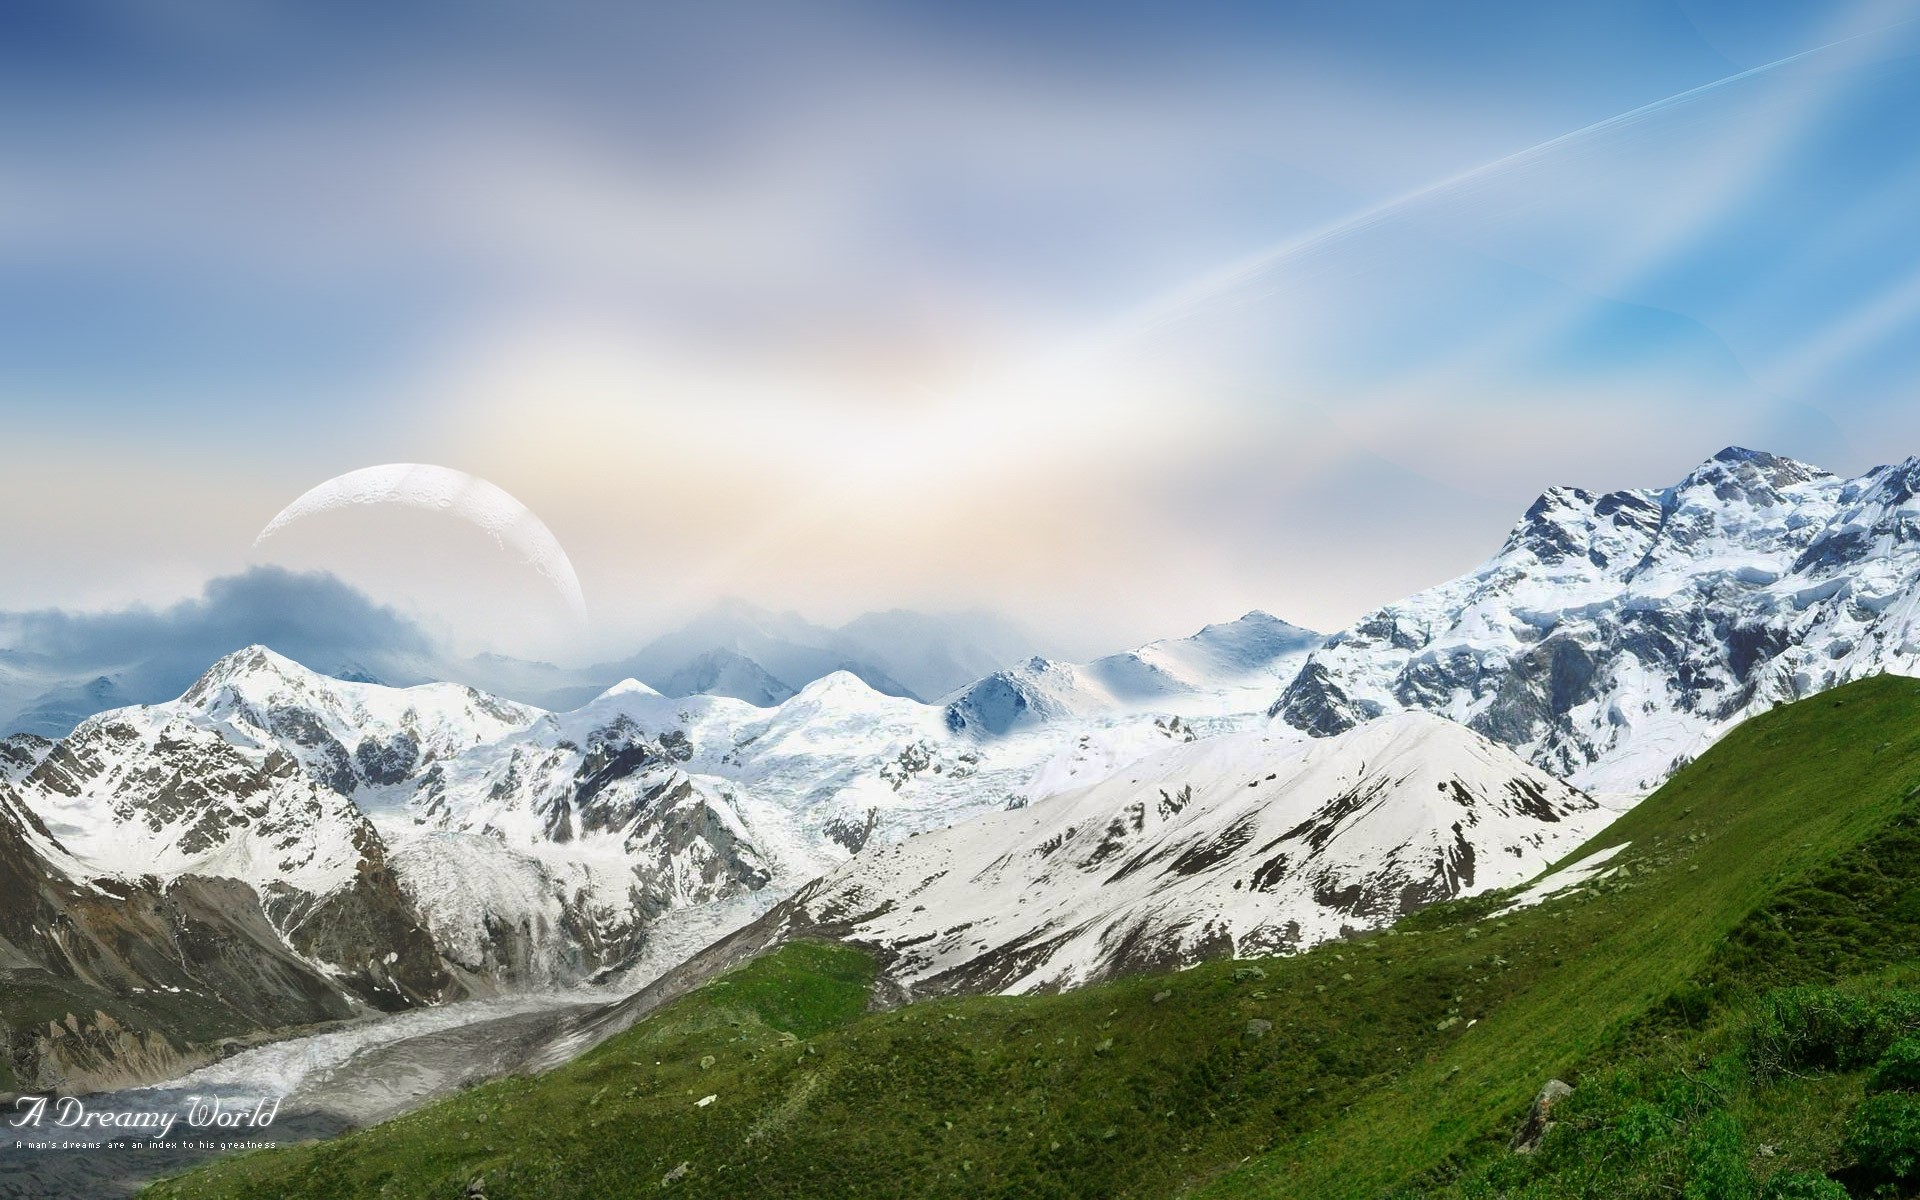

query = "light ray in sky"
[{"left": 1097, "top": 15, "right": 1920, "bottom": 352}]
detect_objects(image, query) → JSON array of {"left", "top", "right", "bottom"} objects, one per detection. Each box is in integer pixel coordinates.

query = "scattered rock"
[
  {"left": 662, "top": 1161, "right": 691, "bottom": 1187},
  {"left": 699, "top": 1055, "right": 716, "bottom": 1070},
  {"left": 1233, "top": 966, "right": 1268, "bottom": 982},
  {"left": 1509, "top": 1079, "right": 1574, "bottom": 1153},
  {"left": 1245, "top": 1019, "right": 1273, "bottom": 1041},
  {"left": 1152, "top": 990, "right": 1172, "bottom": 1004},
  {"left": 465, "top": 1176, "right": 487, "bottom": 1198}
]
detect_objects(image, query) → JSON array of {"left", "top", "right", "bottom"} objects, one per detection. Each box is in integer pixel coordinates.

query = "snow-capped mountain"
[
  {"left": 0, "top": 585, "right": 1038, "bottom": 736},
  {"left": 1271, "top": 449, "right": 1920, "bottom": 793},
  {"left": 944, "top": 611, "right": 1322, "bottom": 734},
  {"left": 592, "top": 600, "right": 1040, "bottom": 705},
  {"left": 395, "top": 665, "right": 1240, "bottom": 979},
  {"left": 648, "top": 647, "right": 797, "bottom": 706},
  {"left": 0, "top": 779, "right": 375, "bottom": 1091},
  {"left": 596, "top": 600, "right": 914, "bottom": 704},
  {"left": 0, "top": 732, "right": 51, "bottom": 783},
  {"left": 20, "top": 658, "right": 464, "bottom": 1007},
  {"left": 0, "top": 567, "right": 460, "bottom": 740},
  {"left": 7, "top": 641, "right": 1265, "bottom": 1007},
  {"left": 771, "top": 712, "right": 1606, "bottom": 995}
]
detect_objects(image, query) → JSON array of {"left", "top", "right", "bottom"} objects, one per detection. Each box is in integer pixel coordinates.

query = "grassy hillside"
[{"left": 147, "top": 675, "right": 1920, "bottom": 1199}]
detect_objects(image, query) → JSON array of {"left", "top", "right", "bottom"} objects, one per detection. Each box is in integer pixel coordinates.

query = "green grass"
[
  {"left": 1204, "top": 676, "right": 1920, "bottom": 1198},
  {"left": 146, "top": 675, "right": 1920, "bottom": 1199}
]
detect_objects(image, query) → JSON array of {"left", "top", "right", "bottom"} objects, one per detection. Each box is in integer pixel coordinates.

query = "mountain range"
[
  {"left": 7, "top": 446, "right": 1920, "bottom": 1101},
  {"left": 942, "top": 610, "right": 1322, "bottom": 734},
  {"left": 144, "top": 673, "right": 1920, "bottom": 1200},
  {"left": 0, "top": 612, "right": 1309, "bottom": 1088},
  {"left": 0, "top": 598, "right": 1041, "bottom": 739}
]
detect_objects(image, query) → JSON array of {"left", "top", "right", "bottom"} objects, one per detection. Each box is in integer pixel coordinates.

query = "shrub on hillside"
[
  {"left": 1844, "top": 1092, "right": 1920, "bottom": 1184},
  {"left": 1746, "top": 986, "right": 1920, "bottom": 1078},
  {"left": 1869, "top": 1037, "right": 1920, "bottom": 1094},
  {"left": 1683, "top": 1111, "right": 1753, "bottom": 1200},
  {"left": 1757, "top": 1170, "right": 1847, "bottom": 1199}
]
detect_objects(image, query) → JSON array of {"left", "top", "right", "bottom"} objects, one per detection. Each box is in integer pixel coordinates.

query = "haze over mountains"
[{"left": 0, "top": 588, "right": 1042, "bottom": 739}]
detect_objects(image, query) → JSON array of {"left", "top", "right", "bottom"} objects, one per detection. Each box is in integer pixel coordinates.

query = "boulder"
[{"left": 1509, "top": 1078, "right": 1574, "bottom": 1153}]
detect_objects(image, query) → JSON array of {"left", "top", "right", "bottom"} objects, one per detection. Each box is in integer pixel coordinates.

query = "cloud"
[
  {"left": 0, "top": 567, "right": 441, "bottom": 736},
  {"left": 2, "top": 2, "right": 1918, "bottom": 657}
]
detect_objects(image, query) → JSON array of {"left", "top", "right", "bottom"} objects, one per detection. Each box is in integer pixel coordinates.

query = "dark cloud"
[{"left": 0, "top": 567, "right": 442, "bottom": 736}]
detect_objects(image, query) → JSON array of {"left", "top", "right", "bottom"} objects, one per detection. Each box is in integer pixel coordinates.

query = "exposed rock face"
[
  {"left": 0, "top": 733, "right": 52, "bottom": 784},
  {"left": 398, "top": 697, "right": 777, "bottom": 985},
  {"left": 763, "top": 712, "right": 1606, "bottom": 997},
  {"left": 0, "top": 782, "right": 360, "bottom": 1092},
  {"left": 1271, "top": 449, "right": 1920, "bottom": 792},
  {"left": 19, "top": 699, "right": 456, "bottom": 1008}
]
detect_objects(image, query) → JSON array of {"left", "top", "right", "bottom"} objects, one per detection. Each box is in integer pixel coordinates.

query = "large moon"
[{"left": 253, "top": 464, "right": 588, "bottom": 626}]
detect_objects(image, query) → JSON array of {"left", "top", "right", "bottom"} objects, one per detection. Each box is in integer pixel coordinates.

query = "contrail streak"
[{"left": 1097, "top": 18, "right": 1915, "bottom": 347}]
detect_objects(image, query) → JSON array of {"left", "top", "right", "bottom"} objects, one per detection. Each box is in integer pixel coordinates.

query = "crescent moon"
[{"left": 253, "top": 463, "right": 588, "bottom": 625}]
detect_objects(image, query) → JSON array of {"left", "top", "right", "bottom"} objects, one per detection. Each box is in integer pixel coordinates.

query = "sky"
[{"left": 2, "top": 0, "right": 1919, "bottom": 662}]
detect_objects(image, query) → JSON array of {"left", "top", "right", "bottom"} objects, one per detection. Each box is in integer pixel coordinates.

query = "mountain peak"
[
  {"left": 790, "top": 669, "right": 886, "bottom": 704},
  {"left": 1687, "top": 446, "right": 1829, "bottom": 491},
  {"left": 1202, "top": 610, "right": 1305, "bottom": 633},
  {"left": 186, "top": 644, "right": 319, "bottom": 696},
  {"left": 593, "top": 678, "right": 662, "bottom": 702}
]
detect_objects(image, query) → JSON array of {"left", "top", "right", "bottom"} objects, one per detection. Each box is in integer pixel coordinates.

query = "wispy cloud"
[{"left": 2, "top": 2, "right": 1918, "bottom": 650}]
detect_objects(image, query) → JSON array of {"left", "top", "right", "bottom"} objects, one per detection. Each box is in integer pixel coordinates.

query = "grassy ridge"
[
  {"left": 1207, "top": 676, "right": 1920, "bottom": 1197},
  {"left": 147, "top": 676, "right": 1920, "bottom": 1199}
]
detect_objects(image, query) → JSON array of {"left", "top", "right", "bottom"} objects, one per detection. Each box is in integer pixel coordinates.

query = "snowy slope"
[
  {"left": 944, "top": 612, "right": 1322, "bottom": 734},
  {"left": 9, "top": 644, "right": 1274, "bottom": 994},
  {"left": 781, "top": 712, "right": 1605, "bottom": 995},
  {"left": 1272, "top": 449, "right": 1920, "bottom": 793},
  {"left": 402, "top": 668, "right": 1223, "bottom": 931}
]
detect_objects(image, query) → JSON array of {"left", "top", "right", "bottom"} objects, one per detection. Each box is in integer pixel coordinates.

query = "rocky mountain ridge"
[{"left": 1272, "top": 448, "right": 1920, "bottom": 792}]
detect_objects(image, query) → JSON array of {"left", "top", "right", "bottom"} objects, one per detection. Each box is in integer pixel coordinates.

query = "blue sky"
[{"left": 1, "top": 0, "right": 1917, "bottom": 657}]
